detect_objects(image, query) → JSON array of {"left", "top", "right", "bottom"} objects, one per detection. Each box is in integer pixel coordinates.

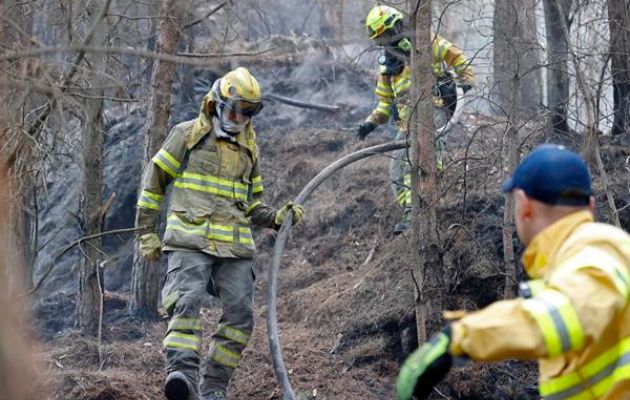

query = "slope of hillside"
[{"left": 34, "top": 40, "right": 630, "bottom": 400}]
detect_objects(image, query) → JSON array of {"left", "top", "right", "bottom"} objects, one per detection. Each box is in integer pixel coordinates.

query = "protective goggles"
[{"left": 223, "top": 99, "right": 264, "bottom": 118}]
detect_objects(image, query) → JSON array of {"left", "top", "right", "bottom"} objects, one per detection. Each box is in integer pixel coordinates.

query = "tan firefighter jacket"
[
  {"left": 449, "top": 210, "right": 630, "bottom": 399},
  {"left": 366, "top": 35, "right": 474, "bottom": 132},
  {"left": 135, "top": 90, "right": 278, "bottom": 259}
]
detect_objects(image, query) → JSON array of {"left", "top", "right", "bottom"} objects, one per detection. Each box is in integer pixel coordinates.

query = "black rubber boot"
[{"left": 165, "top": 371, "right": 195, "bottom": 400}]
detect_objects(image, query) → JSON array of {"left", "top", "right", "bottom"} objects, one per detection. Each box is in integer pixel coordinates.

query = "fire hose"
[{"left": 266, "top": 87, "right": 464, "bottom": 399}]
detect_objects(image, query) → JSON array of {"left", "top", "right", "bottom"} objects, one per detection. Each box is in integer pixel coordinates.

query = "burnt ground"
[{"left": 33, "top": 43, "right": 630, "bottom": 400}]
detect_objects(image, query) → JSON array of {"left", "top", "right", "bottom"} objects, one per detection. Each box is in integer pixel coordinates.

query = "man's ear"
[
  {"left": 588, "top": 196, "right": 596, "bottom": 212},
  {"left": 514, "top": 189, "right": 532, "bottom": 220}
]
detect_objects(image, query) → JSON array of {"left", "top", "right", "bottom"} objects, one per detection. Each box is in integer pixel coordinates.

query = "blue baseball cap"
[{"left": 502, "top": 144, "right": 592, "bottom": 206}]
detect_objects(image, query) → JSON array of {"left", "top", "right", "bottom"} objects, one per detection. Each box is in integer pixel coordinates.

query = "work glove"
[
  {"left": 138, "top": 233, "right": 162, "bottom": 262},
  {"left": 396, "top": 326, "right": 453, "bottom": 400},
  {"left": 274, "top": 201, "right": 305, "bottom": 226},
  {"left": 357, "top": 122, "right": 377, "bottom": 141}
]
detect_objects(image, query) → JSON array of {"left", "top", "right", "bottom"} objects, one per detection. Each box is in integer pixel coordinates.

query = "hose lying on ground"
[
  {"left": 266, "top": 88, "right": 464, "bottom": 398},
  {"left": 266, "top": 141, "right": 406, "bottom": 400}
]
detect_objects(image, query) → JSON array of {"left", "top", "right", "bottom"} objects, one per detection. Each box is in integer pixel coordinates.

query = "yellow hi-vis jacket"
[
  {"left": 366, "top": 35, "right": 474, "bottom": 131},
  {"left": 135, "top": 90, "right": 279, "bottom": 259},
  {"left": 450, "top": 210, "right": 630, "bottom": 399}
]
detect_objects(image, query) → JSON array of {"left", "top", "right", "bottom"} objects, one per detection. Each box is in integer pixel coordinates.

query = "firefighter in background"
[
  {"left": 397, "top": 144, "right": 630, "bottom": 400},
  {"left": 135, "top": 67, "right": 304, "bottom": 400},
  {"left": 357, "top": 5, "right": 474, "bottom": 234}
]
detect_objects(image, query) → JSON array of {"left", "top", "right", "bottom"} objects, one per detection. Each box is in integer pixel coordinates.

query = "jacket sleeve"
[
  {"left": 134, "top": 125, "right": 188, "bottom": 234},
  {"left": 245, "top": 157, "right": 279, "bottom": 229},
  {"left": 434, "top": 36, "right": 474, "bottom": 85},
  {"left": 366, "top": 73, "right": 394, "bottom": 125},
  {"left": 451, "top": 248, "right": 629, "bottom": 361}
]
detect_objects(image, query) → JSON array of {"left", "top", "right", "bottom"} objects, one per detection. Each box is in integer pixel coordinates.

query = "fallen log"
[{"left": 265, "top": 93, "right": 342, "bottom": 113}]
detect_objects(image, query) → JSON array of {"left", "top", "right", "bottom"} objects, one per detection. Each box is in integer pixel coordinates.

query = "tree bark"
[
  {"left": 608, "top": 0, "right": 630, "bottom": 136},
  {"left": 78, "top": 1, "right": 111, "bottom": 336},
  {"left": 410, "top": 0, "right": 441, "bottom": 343},
  {"left": 0, "top": 0, "right": 36, "bottom": 290},
  {"left": 543, "top": 0, "right": 572, "bottom": 136},
  {"left": 493, "top": 0, "right": 543, "bottom": 118},
  {"left": 130, "top": 0, "right": 183, "bottom": 320}
]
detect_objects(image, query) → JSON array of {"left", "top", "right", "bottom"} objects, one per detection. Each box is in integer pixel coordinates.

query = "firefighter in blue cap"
[{"left": 397, "top": 144, "right": 630, "bottom": 400}]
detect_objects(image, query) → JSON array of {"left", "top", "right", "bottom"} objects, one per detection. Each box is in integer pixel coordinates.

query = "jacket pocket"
[{"left": 189, "top": 148, "right": 220, "bottom": 175}]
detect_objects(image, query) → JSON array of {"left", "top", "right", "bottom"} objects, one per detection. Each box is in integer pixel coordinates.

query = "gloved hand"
[
  {"left": 138, "top": 233, "right": 162, "bottom": 261},
  {"left": 357, "top": 122, "right": 377, "bottom": 141},
  {"left": 396, "top": 326, "right": 453, "bottom": 400},
  {"left": 459, "top": 81, "right": 473, "bottom": 94},
  {"left": 274, "top": 201, "right": 304, "bottom": 226}
]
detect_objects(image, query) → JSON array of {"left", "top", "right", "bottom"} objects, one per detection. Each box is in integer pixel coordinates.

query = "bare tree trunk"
[
  {"left": 336, "top": 0, "right": 344, "bottom": 43},
  {"left": 1, "top": 0, "right": 36, "bottom": 291},
  {"left": 130, "top": 0, "right": 183, "bottom": 319},
  {"left": 410, "top": 0, "right": 440, "bottom": 343},
  {"left": 78, "top": 2, "right": 111, "bottom": 336},
  {"left": 493, "top": 0, "right": 542, "bottom": 118},
  {"left": 493, "top": 1, "right": 523, "bottom": 299},
  {"left": 608, "top": 0, "right": 630, "bottom": 136},
  {"left": 543, "top": 0, "right": 572, "bottom": 136}
]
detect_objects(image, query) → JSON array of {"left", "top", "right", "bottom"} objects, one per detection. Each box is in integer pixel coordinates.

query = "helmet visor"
[{"left": 226, "top": 99, "right": 264, "bottom": 118}]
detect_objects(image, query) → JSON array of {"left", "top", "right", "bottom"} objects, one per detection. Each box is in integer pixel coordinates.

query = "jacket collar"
[{"left": 522, "top": 210, "right": 594, "bottom": 279}]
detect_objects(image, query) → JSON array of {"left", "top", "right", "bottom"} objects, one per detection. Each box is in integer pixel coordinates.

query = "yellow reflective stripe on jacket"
[
  {"left": 397, "top": 189, "right": 411, "bottom": 206},
  {"left": 375, "top": 80, "right": 394, "bottom": 98},
  {"left": 246, "top": 200, "right": 262, "bottom": 214},
  {"left": 540, "top": 337, "right": 630, "bottom": 400},
  {"left": 152, "top": 148, "right": 181, "bottom": 178},
  {"left": 555, "top": 250, "right": 630, "bottom": 301},
  {"left": 519, "top": 279, "right": 547, "bottom": 298},
  {"left": 523, "top": 289, "right": 585, "bottom": 357},
  {"left": 376, "top": 101, "right": 392, "bottom": 117},
  {"left": 138, "top": 189, "right": 163, "bottom": 211},
  {"left": 393, "top": 78, "right": 411, "bottom": 95},
  {"left": 166, "top": 215, "right": 254, "bottom": 245},
  {"left": 163, "top": 332, "right": 201, "bottom": 352},
  {"left": 210, "top": 344, "right": 241, "bottom": 369},
  {"left": 238, "top": 227, "right": 254, "bottom": 245},
  {"left": 403, "top": 174, "right": 411, "bottom": 187},
  {"left": 251, "top": 175, "right": 263, "bottom": 194},
  {"left": 217, "top": 324, "right": 250, "bottom": 345},
  {"left": 168, "top": 317, "right": 201, "bottom": 332},
  {"left": 174, "top": 172, "right": 249, "bottom": 201}
]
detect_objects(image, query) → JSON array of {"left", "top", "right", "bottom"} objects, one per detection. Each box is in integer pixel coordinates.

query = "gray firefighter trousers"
[
  {"left": 161, "top": 250, "right": 255, "bottom": 396},
  {"left": 389, "top": 106, "right": 451, "bottom": 209}
]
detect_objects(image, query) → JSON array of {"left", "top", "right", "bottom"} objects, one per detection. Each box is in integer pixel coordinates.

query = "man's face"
[{"left": 224, "top": 106, "right": 250, "bottom": 125}]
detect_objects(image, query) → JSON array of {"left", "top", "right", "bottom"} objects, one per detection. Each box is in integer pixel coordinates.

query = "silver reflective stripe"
[
  {"left": 543, "top": 352, "right": 630, "bottom": 400},
  {"left": 152, "top": 149, "right": 180, "bottom": 178},
  {"left": 547, "top": 306, "right": 572, "bottom": 353}
]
